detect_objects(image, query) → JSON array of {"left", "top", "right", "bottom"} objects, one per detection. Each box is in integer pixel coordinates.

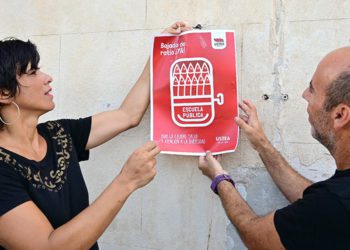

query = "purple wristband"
[{"left": 210, "top": 174, "right": 235, "bottom": 194}]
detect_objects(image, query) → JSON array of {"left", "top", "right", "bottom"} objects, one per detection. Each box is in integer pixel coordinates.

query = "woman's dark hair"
[
  {"left": 0, "top": 38, "right": 40, "bottom": 128},
  {"left": 0, "top": 38, "right": 40, "bottom": 99}
]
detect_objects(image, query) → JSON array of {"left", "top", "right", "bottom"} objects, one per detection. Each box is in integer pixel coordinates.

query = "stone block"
[
  {"left": 285, "top": 1, "right": 350, "bottom": 21},
  {"left": 146, "top": 0, "right": 272, "bottom": 28},
  {"left": 241, "top": 23, "right": 276, "bottom": 140},
  {"left": 281, "top": 19, "right": 350, "bottom": 143},
  {"left": 58, "top": 30, "right": 153, "bottom": 138},
  {"left": 0, "top": 0, "right": 146, "bottom": 36}
]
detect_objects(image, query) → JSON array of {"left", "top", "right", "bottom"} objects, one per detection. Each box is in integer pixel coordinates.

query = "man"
[{"left": 198, "top": 47, "right": 350, "bottom": 249}]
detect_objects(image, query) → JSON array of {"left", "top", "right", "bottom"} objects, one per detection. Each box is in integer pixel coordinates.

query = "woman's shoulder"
[
  {"left": 0, "top": 148, "right": 21, "bottom": 168},
  {"left": 38, "top": 117, "right": 91, "bottom": 135},
  {"left": 0, "top": 148, "right": 22, "bottom": 180},
  {"left": 38, "top": 120, "right": 72, "bottom": 142},
  {"left": 38, "top": 119, "right": 65, "bottom": 131}
]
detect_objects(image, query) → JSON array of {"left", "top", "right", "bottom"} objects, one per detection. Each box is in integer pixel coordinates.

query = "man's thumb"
[{"left": 205, "top": 151, "right": 215, "bottom": 163}]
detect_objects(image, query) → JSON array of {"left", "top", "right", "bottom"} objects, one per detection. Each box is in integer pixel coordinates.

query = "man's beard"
[{"left": 310, "top": 109, "right": 336, "bottom": 153}]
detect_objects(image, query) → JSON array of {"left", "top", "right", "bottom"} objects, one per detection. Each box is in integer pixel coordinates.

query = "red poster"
[{"left": 151, "top": 30, "right": 238, "bottom": 155}]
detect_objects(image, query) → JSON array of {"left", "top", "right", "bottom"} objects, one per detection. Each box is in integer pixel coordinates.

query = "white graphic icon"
[{"left": 170, "top": 57, "right": 224, "bottom": 127}]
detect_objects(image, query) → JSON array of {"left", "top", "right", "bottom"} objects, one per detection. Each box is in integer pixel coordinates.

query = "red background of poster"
[{"left": 151, "top": 31, "right": 238, "bottom": 155}]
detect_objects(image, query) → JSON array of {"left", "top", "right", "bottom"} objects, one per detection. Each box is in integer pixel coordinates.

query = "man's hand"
[
  {"left": 161, "top": 21, "right": 192, "bottom": 34},
  {"left": 118, "top": 141, "right": 161, "bottom": 191},
  {"left": 235, "top": 99, "right": 270, "bottom": 151},
  {"left": 198, "top": 151, "right": 228, "bottom": 180}
]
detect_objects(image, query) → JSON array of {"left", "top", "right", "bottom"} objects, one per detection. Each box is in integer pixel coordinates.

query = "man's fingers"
[
  {"left": 198, "top": 155, "right": 206, "bottom": 165},
  {"left": 243, "top": 100, "right": 258, "bottom": 117},
  {"left": 238, "top": 102, "right": 248, "bottom": 114},
  {"left": 239, "top": 114, "right": 249, "bottom": 123},
  {"left": 243, "top": 99, "right": 256, "bottom": 111},
  {"left": 206, "top": 151, "right": 217, "bottom": 163},
  {"left": 235, "top": 116, "right": 251, "bottom": 131},
  {"left": 239, "top": 99, "right": 257, "bottom": 112},
  {"left": 215, "top": 154, "right": 222, "bottom": 162},
  {"left": 240, "top": 102, "right": 254, "bottom": 117},
  {"left": 239, "top": 100, "right": 259, "bottom": 123}
]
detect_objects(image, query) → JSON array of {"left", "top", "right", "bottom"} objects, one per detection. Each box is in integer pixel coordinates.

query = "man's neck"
[{"left": 332, "top": 137, "right": 350, "bottom": 170}]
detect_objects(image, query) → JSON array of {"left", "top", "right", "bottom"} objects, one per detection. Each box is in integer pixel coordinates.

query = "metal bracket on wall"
[
  {"left": 193, "top": 24, "right": 202, "bottom": 29},
  {"left": 262, "top": 94, "right": 289, "bottom": 101}
]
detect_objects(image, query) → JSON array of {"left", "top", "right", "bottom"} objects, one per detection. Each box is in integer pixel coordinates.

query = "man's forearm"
[
  {"left": 234, "top": 100, "right": 312, "bottom": 202},
  {"left": 257, "top": 141, "right": 312, "bottom": 202},
  {"left": 217, "top": 181, "right": 257, "bottom": 233},
  {"left": 217, "top": 181, "right": 283, "bottom": 250}
]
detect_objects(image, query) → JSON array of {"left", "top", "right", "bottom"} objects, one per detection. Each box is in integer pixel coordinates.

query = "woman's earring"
[{"left": 0, "top": 101, "right": 20, "bottom": 125}]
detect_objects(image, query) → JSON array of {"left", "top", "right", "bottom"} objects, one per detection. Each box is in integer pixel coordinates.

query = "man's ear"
[
  {"left": 0, "top": 89, "right": 13, "bottom": 105},
  {"left": 332, "top": 104, "right": 350, "bottom": 129}
]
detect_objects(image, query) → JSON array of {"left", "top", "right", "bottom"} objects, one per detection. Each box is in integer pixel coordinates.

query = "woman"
[{"left": 0, "top": 22, "right": 191, "bottom": 249}]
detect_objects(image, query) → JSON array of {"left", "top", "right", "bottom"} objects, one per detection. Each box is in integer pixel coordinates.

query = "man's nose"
[{"left": 302, "top": 88, "right": 309, "bottom": 100}]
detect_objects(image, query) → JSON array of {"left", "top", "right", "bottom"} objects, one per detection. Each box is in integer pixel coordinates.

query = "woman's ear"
[
  {"left": 332, "top": 104, "right": 350, "bottom": 129},
  {"left": 0, "top": 89, "right": 13, "bottom": 105}
]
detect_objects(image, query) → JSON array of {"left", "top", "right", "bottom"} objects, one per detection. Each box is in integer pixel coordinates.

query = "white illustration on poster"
[{"left": 170, "top": 57, "right": 224, "bottom": 127}]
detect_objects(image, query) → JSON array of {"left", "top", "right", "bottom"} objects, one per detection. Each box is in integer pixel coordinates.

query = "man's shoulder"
[
  {"left": 305, "top": 171, "right": 350, "bottom": 213},
  {"left": 275, "top": 170, "right": 350, "bottom": 249}
]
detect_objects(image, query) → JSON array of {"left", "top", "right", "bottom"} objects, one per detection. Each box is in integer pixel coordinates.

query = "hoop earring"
[{"left": 0, "top": 101, "right": 20, "bottom": 125}]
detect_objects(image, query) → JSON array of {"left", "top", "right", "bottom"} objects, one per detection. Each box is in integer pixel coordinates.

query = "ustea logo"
[
  {"left": 211, "top": 32, "right": 227, "bottom": 50},
  {"left": 214, "top": 38, "right": 225, "bottom": 47}
]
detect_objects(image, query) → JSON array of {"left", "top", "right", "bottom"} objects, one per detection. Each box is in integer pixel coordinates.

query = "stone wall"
[{"left": 1, "top": 0, "right": 349, "bottom": 249}]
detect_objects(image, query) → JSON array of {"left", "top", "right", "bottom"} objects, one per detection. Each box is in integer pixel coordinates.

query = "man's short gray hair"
[{"left": 324, "top": 71, "right": 350, "bottom": 111}]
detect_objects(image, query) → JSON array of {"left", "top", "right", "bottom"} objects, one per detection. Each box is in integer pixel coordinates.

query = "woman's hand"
[
  {"left": 118, "top": 141, "right": 160, "bottom": 191},
  {"left": 161, "top": 21, "right": 192, "bottom": 34}
]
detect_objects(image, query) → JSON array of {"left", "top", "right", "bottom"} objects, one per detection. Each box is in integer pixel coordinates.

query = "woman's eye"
[{"left": 29, "top": 69, "right": 40, "bottom": 75}]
